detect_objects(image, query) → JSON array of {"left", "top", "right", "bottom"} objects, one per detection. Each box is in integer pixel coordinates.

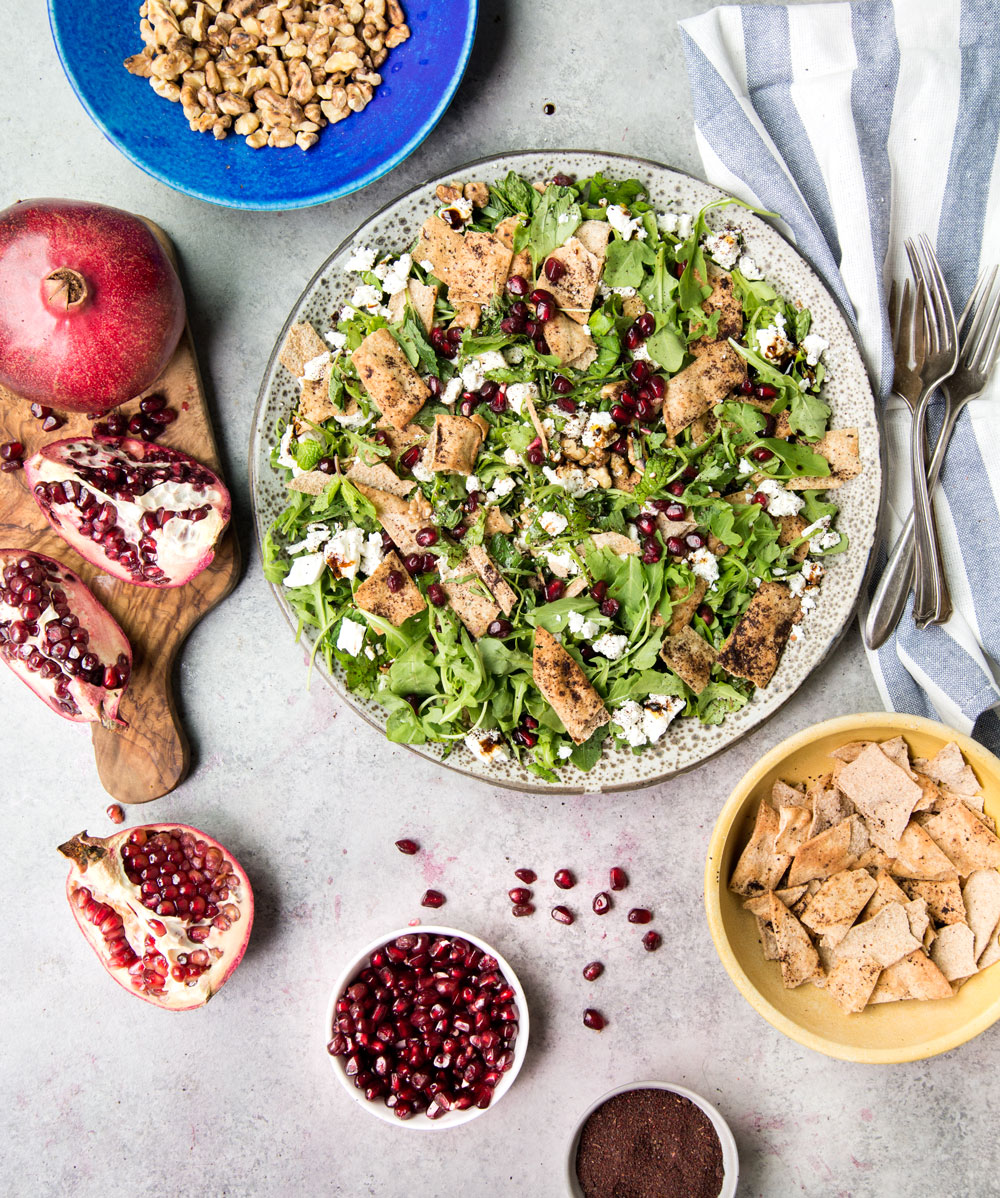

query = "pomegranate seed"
[
  {"left": 628, "top": 907, "right": 652, "bottom": 924},
  {"left": 551, "top": 905, "right": 574, "bottom": 925},
  {"left": 624, "top": 326, "right": 642, "bottom": 351},
  {"left": 667, "top": 480, "right": 686, "bottom": 497},
  {"left": 506, "top": 274, "right": 529, "bottom": 296},
  {"left": 514, "top": 868, "right": 536, "bottom": 884},
  {"left": 544, "top": 579, "right": 565, "bottom": 602},
  {"left": 0, "top": 441, "right": 24, "bottom": 461},
  {"left": 400, "top": 445, "right": 422, "bottom": 470},
  {"left": 666, "top": 536, "right": 685, "bottom": 556},
  {"left": 641, "top": 538, "right": 662, "bottom": 564},
  {"left": 543, "top": 256, "right": 566, "bottom": 282},
  {"left": 738, "top": 379, "right": 755, "bottom": 395},
  {"left": 415, "top": 527, "right": 438, "bottom": 548},
  {"left": 512, "top": 727, "right": 537, "bottom": 748},
  {"left": 522, "top": 715, "right": 539, "bottom": 729},
  {"left": 395, "top": 839, "right": 419, "bottom": 855},
  {"left": 751, "top": 447, "right": 774, "bottom": 462},
  {"left": 583, "top": 1009, "right": 605, "bottom": 1031},
  {"left": 636, "top": 312, "right": 656, "bottom": 338},
  {"left": 592, "top": 892, "right": 612, "bottom": 915},
  {"left": 106, "top": 804, "right": 124, "bottom": 825},
  {"left": 642, "top": 930, "right": 662, "bottom": 951},
  {"left": 684, "top": 532, "right": 705, "bottom": 550},
  {"left": 697, "top": 604, "right": 714, "bottom": 624},
  {"left": 421, "top": 890, "right": 445, "bottom": 909},
  {"left": 600, "top": 597, "right": 620, "bottom": 618},
  {"left": 648, "top": 375, "right": 666, "bottom": 399},
  {"left": 386, "top": 570, "right": 404, "bottom": 593},
  {"left": 755, "top": 384, "right": 778, "bottom": 400},
  {"left": 529, "top": 287, "right": 555, "bottom": 308},
  {"left": 665, "top": 502, "right": 686, "bottom": 521},
  {"left": 610, "top": 404, "right": 631, "bottom": 426},
  {"left": 609, "top": 867, "right": 628, "bottom": 891},
  {"left": 486, "top": 618, "right": 512, "bottom": 637},
  {"left": 683, "top": 465, "right": 699, "bottom": 480},
  {"left": 554, "top": 869, "right": 575, "bottom": 890},
  {"left": 509, "top": 887, "right": 532, "bottom": 904},
  {"left": 535, "top": 300, "right": 556, "bottom": 322},
  {"left": 590, "top": 580, "right": 608, "bottom": 603},
  {"left": 583, "top": 961, "right": 604, "bottom": 981},
  {"left": 635, "top": 514, "right": 657, "bottom": 537},
  {"left": 552, "top": 375, "right": 573, "bottom": 395},
  {"left": 526, "top": 446, "right": 544, "bottom": 466},
  {"left": 628, "top": 359, "right": 650, "bottom": 385},
  {"left": 512, "top": 903, "right": 535, "bottom": 917},
  {"left": 427, "top": 583, "right": 447, "bottom": 607}
]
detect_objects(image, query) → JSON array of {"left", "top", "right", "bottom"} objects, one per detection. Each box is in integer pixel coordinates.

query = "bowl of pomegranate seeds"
[{"left": 325, "top": 925, "right": 528, "bottom": 1127}]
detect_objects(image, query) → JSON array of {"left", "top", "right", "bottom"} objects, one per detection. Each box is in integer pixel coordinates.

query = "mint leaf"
[{"left": 294, "top": 438, "right": 324, "bottom": 471}]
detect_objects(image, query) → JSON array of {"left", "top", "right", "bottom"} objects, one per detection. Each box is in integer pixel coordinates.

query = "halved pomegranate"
[
  {"left": 0, "top": 549, "right": 130, "bottom": 726},
  {"left": 26, "top": 437, "right": 231, "bottom": 587},
  {"left": 59, "top": 824, "right": 253, "bottom": 1011}
]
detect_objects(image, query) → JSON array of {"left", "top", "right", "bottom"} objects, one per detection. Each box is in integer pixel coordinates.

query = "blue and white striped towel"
[{"left": 680, "top": 0, "right": 1000, "bottom": 752}]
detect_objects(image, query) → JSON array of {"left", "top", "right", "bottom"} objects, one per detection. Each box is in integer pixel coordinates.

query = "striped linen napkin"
[{"left": 679, "top": 0, "right": 1000, "bottom": 750}]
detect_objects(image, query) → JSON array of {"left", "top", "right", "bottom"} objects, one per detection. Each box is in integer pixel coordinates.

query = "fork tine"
[
  {"left": 972, "top": 277, "right": 1000, "bottom": 375},
  {"left": 919, "top": 233, "right": 957, "bottom": 350},
  {"left": 912, "top": 238, "right": 943, "bottom": 356},
  {"left": 958, "top": 266, "right": 996, "bottom": 357},
  {"left": 957, "top": 264, "right": 996, "bottom": 340},
  {"left": 904, "top": 240, "right": 934, "bottom": 355}
]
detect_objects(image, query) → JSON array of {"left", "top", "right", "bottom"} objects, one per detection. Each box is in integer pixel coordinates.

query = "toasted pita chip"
[
  {"left": 532, "top": 627, "right": 610, "bottom": 745},
  {"left": 915, "top": 741, "right": 981, "bottom": 796},
  {"left": 419, "top": 218, "right": 512, "bottom": 303},
  {"left": 899, "top": 876, "right": 966, "bottom": 925},
  {"left": 345, "top": 458, "right": 415, "bottom": 498},
  {"left": 868, "top": 950, "right": 952, "bottom": 1003},
  {"left": 808, "top": 786, "right": 854, "bottom": 839},
  {"left": 930, "top": 922, "right": 977, "bottom": 981},
  {"left": 466, "top": 545, "right": 516, "bottom": 615},
  {"left": 787, "top": 816, "right": 868, "bottom": 887},
  {"left": 691, "top": 265, "right": 743, "bottom": 348},
  {"left": 834, "top": 903, "right": 920, "bottom": 969},
  {"left": 775, "top": 806, "right": 812, "bottom": 856},
  {"left": 742, "top": 893, "right": 781, "bottom": 960},
  {"left": 279, "top": 321, "right": 328, "bottom": 377},
  {"left": 354, "top": 552, "right": 426, "bottom": 627},
  {"left": 288, "top": 470, "right": 332, "bottom": 496},
  {"left": 717, "top": 581, "right": 801, "bottom": 689},
  {"left": 541, "top": 234, "right": 604, "bottom": 323},
  {"left": 437, "top": 557, "right": 502, "bottom": 638},
  {"left": 730, "top": 801, "right": 790, "bottom": 897},
  {"left": 830, "top": 741, "right": 874, "bottom": 763},
  {"left": 660, "top": 625, "right": 716, "bottom": 695},
  {"left": 387, "top": 277, "right": 438, "bottom": 334},
  {"left": 298, "top": 368, "right": 337, "bottom": 424},
  {"left": 977, "top": 927, "right": 1000, "bottom": 969},
  {"left": 923, "top": 802, "right": 1000, "bottom": 875},
  {"left": 772, "top": 779, "right": 809, "bottom": 810},
  {"left": 855, "top": 845, "right": 897, "bottom": 873},
  {"left": 667, "top": 576, "right": 708, "bottom": 635},
  {"left": 863, "top": 869, "right": 909, "bottom": 919},
  {"left": 484, "top": 507, "right": 513, "bottom": 536},
  {"left": 585, "top": 531, "right": 640, "bottom": 557},
  {"left": 961, "top": 871, "right": 1000, "bottom": 961},
  {"left": 662, "top": 341, "right": 747, "bottom": 436},
  {"left": 903, "top": 898, "right": 931, "bottom": 944},
  {"left": 801, "top": 869, "right": 877, "bottom": 938},
  {"left": 352, "top": 483, "right": 425, "bottom": 554},
  {"left": 777, "top": 512, "right": 810, "bottom": 562},
  {"left": 352, "top": 328, "right": 430, "bottom": 430},
  {"left": 765, "top": 893, "right": 824, "bottom": 988},
  {"left": 836, "top": 742, "right": 923, "bottom": 855},
  {"left": 450, "top": 301, "right": 482, "bottom": 331},
  {"left": 786, "top": 429, "right": 861, "bottom": 490},
  {"left": 889, "top": 822, "right": 958, "bottom": 881},
  {"left": 911, "top": 773, "right": 941, "bottom": 812},
  {"left": 425, "top": 414, "right": 483, "bottom": 475},
  {"left": 826, "top": 954, "right": 882, "bottom": 1013},
  {"left": 544, "top": 311, "right": 596, "bottom": 366}
]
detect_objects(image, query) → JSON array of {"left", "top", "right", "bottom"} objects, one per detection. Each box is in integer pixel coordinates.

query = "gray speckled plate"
[{"left": 250, "top": 150, "right": 882, "bottom": 793}]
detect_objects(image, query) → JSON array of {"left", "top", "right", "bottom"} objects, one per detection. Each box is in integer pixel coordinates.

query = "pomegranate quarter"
[{"left": 59, "top": 824, "right": 253, "bottom": 1011}]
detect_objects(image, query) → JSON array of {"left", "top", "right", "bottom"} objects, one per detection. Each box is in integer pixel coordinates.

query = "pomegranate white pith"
[
  {"left": 60, "top": 825, "right": 253, "bottom": 1011},
  {"left": 26, "top": 437, "right": 230, "bottom": 588},
  {"left": 0, "top": 549, "right": 130, "bottom": 725}
]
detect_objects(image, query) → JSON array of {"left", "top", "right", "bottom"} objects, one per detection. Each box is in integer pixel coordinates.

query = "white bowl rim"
[
  {"left": 324, "top": 924, "right": 529, "bottom": 1130},
  {"left": 564, "top": 1080, "right": 739, "bottom": 1198}
]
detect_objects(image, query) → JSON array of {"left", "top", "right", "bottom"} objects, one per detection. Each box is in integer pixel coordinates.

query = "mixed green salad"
[{"left": 264, "top": 170, "right": 857, "bottom": 781}]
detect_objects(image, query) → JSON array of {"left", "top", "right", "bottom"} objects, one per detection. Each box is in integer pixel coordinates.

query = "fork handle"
[
  {"left": 863, "top": 400, "right": 963, "bottom": 648},
  {"left": 911, "top": 392, "right": 953, "bottom": 627}
]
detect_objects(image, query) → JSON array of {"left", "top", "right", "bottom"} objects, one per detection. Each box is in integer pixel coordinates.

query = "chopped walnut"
[
  {"left": 124, "top": 0, "right": 410, "bottom": 149},
  {"left": 463, "top": 181, "right": 489, "bottom": 208}
]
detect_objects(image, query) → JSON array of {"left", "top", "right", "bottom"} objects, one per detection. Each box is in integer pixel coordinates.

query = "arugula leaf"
[
  {"left": 694, "top": 680, "right": 750, "bottom": 725},
  {"left": 387, "top": 641, "right": 439, "bottom": 695},
  {"left": 570, "top": 725, "right": 610, "bottom": 771},
  {"left": 794, "top": 307, "right": 812, "bottom": 344},
  {"left": 603, "top": 239, "right": 656, "bottom": 289},
  {"left": 756, "top": 438, "right": 830, "bottom": 478},
  {"left": 646, "top": 316, "right": 687, "bottom": 373},
  {"left": 728, "top": 338, "right": 832, "bottom": 440},
  {"left": 518, "top": 185, "right": 581, "bottom": 266}
]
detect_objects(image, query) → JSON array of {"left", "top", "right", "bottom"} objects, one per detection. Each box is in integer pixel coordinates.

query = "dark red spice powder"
[{"left": 575, "top": 1088, "right": 724, "bottom": 1198}]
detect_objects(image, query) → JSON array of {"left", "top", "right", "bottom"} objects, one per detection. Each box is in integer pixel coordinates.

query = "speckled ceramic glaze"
[{"left": 250, "top": 151, "right": 882, "bottom": 792}]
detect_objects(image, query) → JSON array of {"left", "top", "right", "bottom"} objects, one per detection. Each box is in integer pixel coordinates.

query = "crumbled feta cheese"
[
  {"left": 378, "top": 253, "right": 413, "bottom": 297},
  {"left": 546, "top": 551, "right": 580, "bottom": 578},
  {"left": 419, "top": 258, "right": 435, "bottom": 273},
  {"left": 606, "top": 204, "right": 644, "bottom": 242},
  {"left": 557, "top": 744, "right": 574, "bottom": 759},
  {"left": 800, "top": 592, "right": 817, "bottom": 613},
  {"left": 757, "top": 478, "right": 804, "bottom": 518},
  {"left": 506, "top": 382, "right": 540, "bottom": 415},
  {"left": 612, "top": 700, "right": 648, "bottom": 747},
  {"left": 631, "top": 343, "right": 650, "bottom": 362},
  {"left": 801, "top": 332, "right": 828, "bottom": 367},
  {"left": 503, "top": 345, "right": 525, "bottom": 366},
  {"left": 301, "top": 351, "right": 331, "bottom": 382},
  {"left": 737, "top": 457, "right": 756, "bottom": 477},
  {"left": 325, "top": 329, "right": 348, "bottom": 352},
  {"left": 351, "top": 284, "right": 383, "bottom": 312},
  {"left": 810, "top": 529, "right": 841, "bottom": 552},
  {"left": 282, "top": 552, "right": 326, "bottom": 588},
  {"left": 440, "top": 196, "right": 473, "bottom": 223},
  {"left": 360, "top": 532, "right": 383, "bottom": 577},
  {"left": 610, "top": 285, "right": 638, "bottom": 298},
  {"left": 754, "top": 312, "right": 793, "bottom": 361},
  {"left": 476, "top": 349, "right": 507, "bottom": 374},
  {"left": 592, "top": 632, "right": 628, "bottom": 661},
  {"left": 800, "top": 516, "right": 829, "bottom": 541},
  {"left": 364, "top": 646, "right": 376, "bottom": 660},
  {"left": 345, "top": 245, "right": 377, "bottom": 273},
  {"left": 286, "top": 523, "right": 331, "bottom": 554},
  {"left": 802, "top": 560, "right": 825, "bottom": 585},
  {"left": 277, "top": 425, "right": 298, "bottom": 471},
  {"left": 542, "top": 418, "right": 556, "bottom": 441},
  {"left": 339, "top": 304, "right": 358, "bottom": 321},
  {"left": 703, "top": 230, "right": 740, "bottom": 270},
  {"left": 788, "top": 624, "right": 804, "bottom": 644},
  {"left": 503, "top": 447, "right": 521, "bottom": 468},
  {"left": 676, "top": 213, "right": 693, "bottom": 239},
  {"left": 542, "top": 466, "right": 597, "bottom": 498},
  {"left": 737, "top": 254, "right": 762, "bottom": 280},
  {"left": 334, "top": 404, "right": 370, "bottom": 429},
  {"left": 464, "top": 731, "right": 508, "bottom": 764},
  {"left": 582, "top": 410, "right": 617, "bottom": 450},
  {"left": 658, "top": 212, "right": 679, "bottom": 235},
  {"left": 441, "top": 377, "right": 463, "bottom": 406},
  {"left": 487, "top": 476, "right": 516, "bottom": 503},
  {"left": 461, "top": 360, "right": 486, "bottom": 391},
  {"left": 539, "top": 510, "right": 568, "bottom": 536},
  {"left": 690, "top": 547, "right": 720, "bottom": 585},
  {"left": 643, "top": 694, "right": 685, "bottom": 742},
  {"left": 412, "top": 460, "right": 434, "bottom": 484},
  {"left": 465, "top": 474, "right": 481, "bottom": 494},
  {"left": 325, "top": 525, "right": 365, "bottom": 580},
  {"left": 787, "top": 571, "right": 808, "bottom": 598},
  {"left": 336, "top": 616, "right": 366, "bottom": 657},
  {"left": 567, "top": 609, "right": 600, "bottom": 640}
]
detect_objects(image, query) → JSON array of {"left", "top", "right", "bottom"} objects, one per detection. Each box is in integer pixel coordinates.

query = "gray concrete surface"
[{"left": 0, "top": 2, "right": 993, "bottom": 1195}]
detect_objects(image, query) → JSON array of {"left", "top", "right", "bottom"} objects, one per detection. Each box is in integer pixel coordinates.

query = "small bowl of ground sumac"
[{"left": 567, "top": 1082, "right": 738, "bottom": 1198}]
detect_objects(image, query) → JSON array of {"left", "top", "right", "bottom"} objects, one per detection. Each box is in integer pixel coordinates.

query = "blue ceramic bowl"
[{"left": 48, "top": 0, "right": 478, "bottom": 210}]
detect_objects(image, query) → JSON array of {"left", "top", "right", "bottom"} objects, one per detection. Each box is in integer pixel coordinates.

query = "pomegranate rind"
[
  {"left": 59, "top": 824, "right": 254, "bottom": 1012},
  {"left": 25, "top": 436, "right": 231, "bottom": 589},
  {"left": 0, "top": 548, "right": 131, "bottom": 727}
]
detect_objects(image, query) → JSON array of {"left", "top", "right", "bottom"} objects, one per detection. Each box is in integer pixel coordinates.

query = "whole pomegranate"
[
  {"left": 0, "top": 199, "right": 185, "bottom": 414},
  {"left": 60, "top": 824, "right": 253, "bottom": 1011},
  {"left": 0, "top": 549, "right": 130, "bottom": 725},
  {"left": 26, "top": 436, "right": 231, "bottom": 587}
]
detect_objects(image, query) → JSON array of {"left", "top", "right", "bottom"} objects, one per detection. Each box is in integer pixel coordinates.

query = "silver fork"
[
  {"left": 905, "top": 235, "right": 959, "bottom": 627},
  {"left": 865, "top": 264, "right": 1000, "bottom": 649}
]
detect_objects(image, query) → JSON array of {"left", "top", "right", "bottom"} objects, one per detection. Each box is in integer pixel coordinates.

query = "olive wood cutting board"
[{"left": 0, "top": 221, "right": 240, "bottom": 803}]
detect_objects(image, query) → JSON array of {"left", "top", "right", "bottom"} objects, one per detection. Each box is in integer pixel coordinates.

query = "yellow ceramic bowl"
[{"left": 705, "top": 712, "right": 1000, "bottom": 1063}]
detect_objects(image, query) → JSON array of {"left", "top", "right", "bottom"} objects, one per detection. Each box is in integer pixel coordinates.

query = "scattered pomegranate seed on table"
[
  {"left": 514, "top": 868, "right": 536, "bottom": 884},
  {"left": 554, "top": 868, "right": 576, "bottom": 889},
  {"left": 582, "top": 961, "right": 604, "bottom": 981},
  {"left": 420, "top": 889, "right": 445, "bottom": 909},
  {"left": 592, "top": 892, "right": 611, "bottom": 915},
  {"left": 512, "top": 904, "right": 534, "bottom": 917},
  {"left": 508, "top": 887, "right": 532, "bottom": 904},
  {"left": 395, "top": 838, "right": 419, "bottom": 855},
  {"left": 628, "top": 908, "right": 653, "bottom": 924},
  {"left": 642, "top": 931, "right": 662, "bottom": 952},
  {"left": 583, "top": 1009, "right": 606, "bottom": 1031},
  {"left": 609, "top": 866, "right": 628, "bottom": 891},
  {"left": 551, "top": 905, "right": 574, "bottom": 925},
  {"left": 106, "top": 803, "right": 124, "bottom": 825}
]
